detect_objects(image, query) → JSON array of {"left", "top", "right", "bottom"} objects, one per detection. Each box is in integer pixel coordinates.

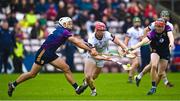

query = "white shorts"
[
  {"left": 95, "top": 59, "right": 105, "bottom": 68},
  {"left": 85, "top": 56, "right": 105, "bottom": 68}
]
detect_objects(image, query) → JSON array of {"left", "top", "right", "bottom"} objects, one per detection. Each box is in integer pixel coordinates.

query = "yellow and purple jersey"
[
  {"left": 41, "top": 25, "right": 72, "bottom": 52},
  {"left": 34, "top": 25, "right": 73, "bottom": 65}
]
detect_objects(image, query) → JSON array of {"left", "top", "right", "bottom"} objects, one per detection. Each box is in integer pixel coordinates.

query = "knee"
[
  {"left": 151, "top": 64, "right": 157, "bottom": 69},
  {"left": 158, "top": 73, "right": 163, "bottom": 78}
]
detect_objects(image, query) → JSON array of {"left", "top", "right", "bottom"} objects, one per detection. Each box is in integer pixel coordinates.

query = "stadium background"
[
  {"left": 0, "top": 0, "right": 180, "bottom": 100},
  {"left": 0, "top": 0, "right": 179, "bottom": 73}
]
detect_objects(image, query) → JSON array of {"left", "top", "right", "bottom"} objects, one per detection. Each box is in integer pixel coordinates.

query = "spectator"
[
  {"left": 10, "top": 0, "right": 19, "bottom": 12},
  {"left": 0, "top": 20, "right": 16, "bottom": 73},
  {"left": 30, "top": 20, "right": 48, "bottom": 39},
  {"left": 39, "top": 14, "right": 47, "bottom": 28},
  {"left": 30, "top": 21, "right": 40, "bottom": 39},
  {"left": 16, "top": 0, "right": 30, "bottom": 13},
  {"left": 26, "top": 9, "right": 37, "bottom": 26},
  {"left": 144, "top": 2, "right": 157, "bottom": 19},
  {"left": 80, "top": 0, "right": 93, "bottom": 10},
  {"left": 46, "top": 4, "right": 57, "bottom": 21},
  {"left": 56, "top": 1, "right": 67, "bottom": 20},
  {"left": 127, "top": 1, "right": 140, "bottom": 16},
  {"left": 12, "top": 24, "right": 24, "bottom": 73},
  {"left": 28, "top": 0, "right": 35, "bottom": 12},
  {"left": 46, "top": 0, "right": 58, "bottom": 11},
  {"left": 115, "top": 2, "right": 127, "bottom": 21},
  {"left": 35, "top": 0, "right": 47, "bottom": 14},
  {"left": 66, "top": 4, "right": 75, "bottom": 18},
  {"left": 18, "top": 15, "right": 29, "bottom": 28},
  {"left": 39, "top": 22, "right": 49, "bottom": 39},
  {"left": 79, "top": 23, "right": 88, "bottom": 41},
  {"left": 103, "top": 7, "right": 117, "bottom": 21},
  {"left": 112, "top": 0, "right": 120, "bottom": 9},
  {"left": 75, "top": 10, "right": 89, "bottom": 26},
  {"left": 122, "top": 14, "right": 132, "bottom": 34},
  {"left": 86, "top": 14, "right": 95, "bottom": 36},
  {"left": 89, "top": 3, "right": 101, "bottom": 20},
  {"left": 7, "top": 11, "right": 18, "bottom": 27}
]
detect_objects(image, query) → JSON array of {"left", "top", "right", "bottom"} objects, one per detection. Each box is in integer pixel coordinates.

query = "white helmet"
[{"left": 58, "top": 17, "right": 72, "bottom": 28}]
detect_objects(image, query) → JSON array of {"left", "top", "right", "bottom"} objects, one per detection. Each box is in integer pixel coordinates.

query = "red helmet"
[
  {"left": 95, "top": 21, "right": 106, "bottom": 31},
  {"left": 155, "top": 18, "right": 165, "bottom": 27}
]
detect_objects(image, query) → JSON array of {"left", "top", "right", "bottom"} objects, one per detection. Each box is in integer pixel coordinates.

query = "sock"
[
  {"left": 83, "top": 79, "right": 88, "bottom": 86},
  {"left": 91, "top": 88, "right": 96, "bottom": 93},
  {"left": 152, "top": 81, "right": 156, "bottom": 88},
  {"left": 72, "top": 83, "right": 78, "bottom": 90},
  {"left": 12, "top": 81, "right": 18, "bottom": 88},
  {"left": 163, "top": 77, "right": 169, "bottom": 85},
  {"left": 137, "top": 72, "right": 143, "bottom": 79}
]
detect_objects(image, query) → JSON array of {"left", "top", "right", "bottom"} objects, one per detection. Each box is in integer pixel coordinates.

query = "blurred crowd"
[{"left": 0, "top": 0, "right": 180, "bottom": 73}]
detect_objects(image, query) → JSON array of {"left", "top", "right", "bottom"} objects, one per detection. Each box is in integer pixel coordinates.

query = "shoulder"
[
  {"left": 165, "top": 24, "right": 172, "bottom": 32},
  {"left": 104, "top": 31, "right": 112, "bottom": 36},
  {"left": 127, "top": 27, "right": 134, "bottom": 32},
  {"left": 88, "top": 32, "right": 95, "bottom": 42},
  {"left": 166, "top": 21, "right": 174, "bottom": 30},
  {"left": 104, "top": 31, "right": 113, "bottom": 38},
  {"left": 148, "top": 22, "right": 155, "bottom": 29},
  {"left": 147, "top": 30, "right": 156, "bottom": 40}
]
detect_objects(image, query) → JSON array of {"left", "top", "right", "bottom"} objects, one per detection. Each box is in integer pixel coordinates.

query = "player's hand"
[
  {"left": 104, "top": 56, "right": 112, "bottom": 61},
  {"left": 169, "top": 43, "right": 175, "bottom": 50},
  {"left": 90, "top": 49, "right": 98, "bottom": 56}
]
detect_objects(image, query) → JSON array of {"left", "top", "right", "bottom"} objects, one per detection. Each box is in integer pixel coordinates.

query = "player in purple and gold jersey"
[
  {"left": 130, "top": 18, "right": 174, "bottom": 95},
  {"left": 135, "top": 10, "right": 174, "bottom": 88},
  {"left": 8, "top": 17, "right": 98, "bottom": 97}
]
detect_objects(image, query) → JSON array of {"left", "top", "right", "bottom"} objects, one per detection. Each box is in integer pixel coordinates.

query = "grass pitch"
[{"left": 0, "top": 73, "right": 180, "bottom": 100}]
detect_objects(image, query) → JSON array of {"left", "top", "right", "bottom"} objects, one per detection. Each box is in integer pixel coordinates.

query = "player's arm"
[
  {"left": 67, "top": 36, "right": 98, "bottom": 56},
  {"left": 124, "top": 36, "right": 130, "bottom": 46},
  {"left": 131, "top": 37, "right": 150, "bottom": 50},
  {"left": 143, "top": 27, "right": 151, "bottom": 37},
  {"left": 167, "top": 31, "right": 175, "bottom": 50},
  {"left": 113, "top": 36, "right": 128, "bottom": 52},
  {"left": 92, "top": 55, "right": 111, "bottom": 61},
  {"left": 84, "top": 42, "right": 110, "bottom": 60}
]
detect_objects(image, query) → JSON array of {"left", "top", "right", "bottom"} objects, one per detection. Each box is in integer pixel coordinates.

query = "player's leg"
[
  {"left": 156, "top": 59, "right": 168, "bottom": 86},
  {"left": 50, "top": 57, "right": 81, "bottom": 94},
  {"left": 147, "top": 53, "right": 160, "bottom": 95},
  {"left": 77, "top": 58, "right": 96, "bottom": 95},
  {"left": 128, "top": 57, "right": 139, "bottom": 83},
  {"left": 84, "top": 58, "right": 97, "bottom": 94},
  {"left": 161, "top": 71, "right": 174, "bottom": 87},
  {"left": 91, "top": 67, "right": 101, "bottom": 96},
  {"left": 92, "top": 67, "right": 101, "bottom": 80},
  {"left": 8, "top": 63, "right": 42, "bottom": 97},
  {"left": 135, "top": 63, "right": 151, "bottom": 87}
]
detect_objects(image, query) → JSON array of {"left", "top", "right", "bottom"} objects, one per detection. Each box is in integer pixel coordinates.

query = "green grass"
[{"left": 0, "top": 73, "right": 180, "bottom": 100}]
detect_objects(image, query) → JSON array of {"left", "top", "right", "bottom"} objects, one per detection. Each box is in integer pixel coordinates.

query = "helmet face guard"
[
  {"left": 160, "top": 10, "right": 170, "bottom": 21},
  {"left": 160, "top": 10, "right": 169, "bottom": 17},
  {"left": 155, "top": 18, "right": 165, "bottom": 33},
  {"left": 133, "top": 17, "right": 141, "bottom": 28},
  {"left": 95, "top": 21, "right": 106, "bottom": 31},
  {"left": 58, "top": 17, "right": 73, "bottom": 29}
]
